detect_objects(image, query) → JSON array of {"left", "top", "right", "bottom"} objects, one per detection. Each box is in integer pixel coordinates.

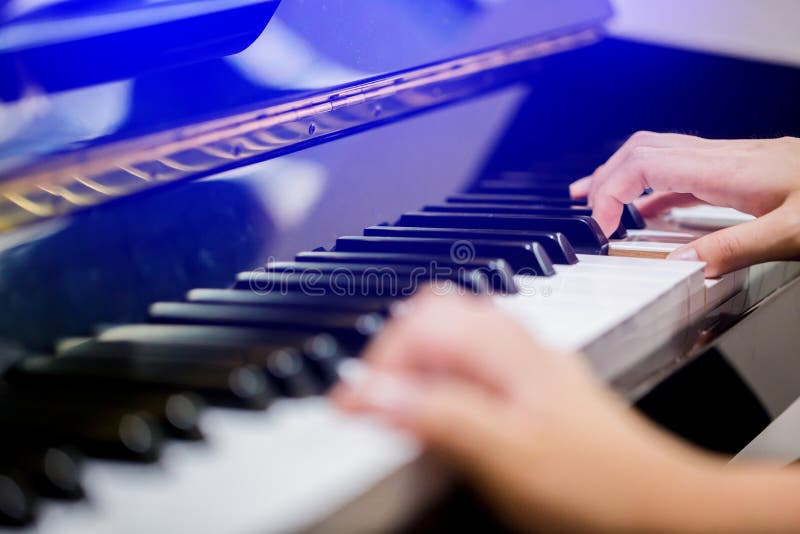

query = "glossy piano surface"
[
  {"left": 0, "top": 0, "right": 611, "bottom": 177},
  {"left": 2, "top": 33, "right": 800, "bottom": 353},
  {"left": 0, "top": 0, "right": 614, "bottom": 351}
]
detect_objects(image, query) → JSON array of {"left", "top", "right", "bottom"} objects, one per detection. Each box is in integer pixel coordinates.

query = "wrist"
[
  {"left": 639, "top": 458, "right": 800, "bottom": 533},
  {"left": 622, "top": 444, "right": 722, "bottom": 532},
  {"left": 782, "top": 193, "right": 800, "bottom": 258}
]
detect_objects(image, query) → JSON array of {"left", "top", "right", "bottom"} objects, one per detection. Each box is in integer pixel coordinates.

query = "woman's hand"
[
  {"left": 333, "top": 291, "right": 779, "bottom": 532},
  {"left": 570, "top": 133, "right": 800, "bottom": 276}
]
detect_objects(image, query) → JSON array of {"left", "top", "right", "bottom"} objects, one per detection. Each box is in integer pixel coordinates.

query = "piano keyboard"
[{"left": 5, "top": 172, "right": 799, "bottom": 532}]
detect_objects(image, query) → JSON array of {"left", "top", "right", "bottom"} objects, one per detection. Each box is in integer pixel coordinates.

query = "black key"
[
  {"left": 333, "top": 236, "right": 555, "bottom": 276},
  {"left": 64, "top": 334, "right": 336, "bottom": 365},
  {"left": 149, "top": 302, "right": 383, "bottom": 350},
  {"left": 431, "top": 202, "right": 591, "bottom": 216},
  {"left": 0, "top": 396, "right": 163, "bottom": 462},
  {"left": 469, "top": 180, "right": 571, "bottom": 196},
  {"left": 131, "top": 392, "right": 202, "bottom": 440},
  {"left": 424, "top": 204, "right": 628, "bottom": 239},
  {"left": 296, "top": 251, "right": 504, "bottom": 270},
  {"left": 620, "top": 203, "right": 646, "bottom": 229},
  {"left": 494, "top": 171, "right": 577, "bottom": 182},
  {"left": 0, "top": 471, "right": 36, "bottom": 526},
  {"left": 235, "top": 270, "right": 487, "bottom": 298},
  {"left": 75, "top": 329, "right": 349, "bottom": 397},
  {"left": 252, "top": 261, "right": 491, "bottom": 294},
  {"left": 188, "top": 289, "right": 397, "bottom": 314},
  {"left": 301, "top": 334, "right": 343, "bottom": 387},
  {"left": 294, "top": 252, "right": 517, "bottom": 294},
  {"left": 79, "top": 332, "right": 351, "bottom": 388},
  {"left": 553, "top": 201, "right": 644, "bottom": 231},
  {"left": 395, "top": 212, "right": 608, "bottom": 255},
  {"left": 65, "top": 339, "right": 339, "bottom": 396},
  {"left": 447, "top": 194, "right": 646, "bottom": 230},
  {"left": 267, "top": 261, "right": 507, "bottom": 293},
  {"left": 263, "top": 349, "right": 322, "bottom": 397},
  {"left": 62, "top": 338, "right": 297, "bottom": 363},
  {"left": 364, "top": 225, "right": 577, "bottom": 264},
  {"left": 6, "top": 355, "right": 272, "bottom": 411},
  {"left": 0, "top": 446, "right": 83, "bottom": 500},
  {"left": 7, "top": 385, "right": 203, "bottom": 441},
  {"left": 448, "top": 193, "right": 583, "bottom": 206},
  {"left": 98, "top": 324, "right": 318, "bottom": 349}
]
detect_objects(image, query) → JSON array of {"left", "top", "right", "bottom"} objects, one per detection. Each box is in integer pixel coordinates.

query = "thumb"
[{"left": 667, "top": 205, "right": 800, "bottom": 277}]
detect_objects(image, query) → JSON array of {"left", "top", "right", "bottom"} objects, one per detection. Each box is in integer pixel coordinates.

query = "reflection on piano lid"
[
  {"left": 0, "top": 0, "right": 282, "bottom": 95},
  {"left": 0, "top": 0, "right": 611, "bottom": 230}
]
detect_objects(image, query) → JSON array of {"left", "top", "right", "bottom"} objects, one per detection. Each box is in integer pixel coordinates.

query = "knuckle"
[
  {"left": 625, "top": 146, "right": 655, "bottom": 179},
  {"left": 629, "top": 130, "right": 656, "bottom": 145},
  {"left": 389, "top": 311, "right": 423, "bottom": 340},
  {"left": 629, "top": 145, "right": 655, "bottom": 161},
  {"left": 779, "top": 135, "right": 800, "bottom": 150}
]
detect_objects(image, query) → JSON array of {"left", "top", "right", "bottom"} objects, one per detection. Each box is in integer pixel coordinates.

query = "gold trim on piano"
[{"left": 0, "top": 28, "right": 601, "bottom": 232}]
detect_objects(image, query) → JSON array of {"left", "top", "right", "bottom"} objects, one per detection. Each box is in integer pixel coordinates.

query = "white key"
[
  {"left": 664, "top": 206, "right": 754, "bottom": 230},
  {"left": 495, "top": 254, "right": 705, "bottom": 379},
  {"left": 29, "top": 400, "right": 425, "bottom": 534},
  {"left": 609, "top": 241, "right": 683, "bottom": 257}
]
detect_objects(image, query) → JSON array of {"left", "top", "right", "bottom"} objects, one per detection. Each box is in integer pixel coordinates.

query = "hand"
[
  {"left": 570, "top": 132, "right": 800, "bottom": 276},
  {"left": 333, "top": 291, "right": 767, "bottom": 532}
]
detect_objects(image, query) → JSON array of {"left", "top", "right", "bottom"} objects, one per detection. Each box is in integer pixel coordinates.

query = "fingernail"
[
  {"left": 337, "top": 361, "right": 418, "bottom": 416},
  {"left": 569, "top": 183, "right": 588, "bottom": 199},
  {"left": 363, "top": 374, "right": 419, "bottom": 416},
  {"left": 389, "top": 300, "right": 413, "bottom": 318},
  {"left": 667, "top": 247, "right": 699, "bottom": 261},
  {"left": 338, "top": 359, "right": 370, "bottom": 388}
]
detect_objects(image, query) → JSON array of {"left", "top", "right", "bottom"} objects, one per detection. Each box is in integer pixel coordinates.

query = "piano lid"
[{"left": 0, "top": 0, "right": 611, "bottom": 231}]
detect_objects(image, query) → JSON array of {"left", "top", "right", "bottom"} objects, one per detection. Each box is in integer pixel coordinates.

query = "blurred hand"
[
  {"left": 333, "top": 291, "right": 734, "bottom": 532},
  {"left": 570, "top": 133, "right": 800, "bottom": 276}
]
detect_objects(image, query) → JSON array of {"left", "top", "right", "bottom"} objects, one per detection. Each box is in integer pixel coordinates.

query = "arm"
[
  {"left": 334, "top": 291, "right": 800, "bottom": 532},
  {"left": 570, "top": 133, "right": 800, "bottom": 276}
]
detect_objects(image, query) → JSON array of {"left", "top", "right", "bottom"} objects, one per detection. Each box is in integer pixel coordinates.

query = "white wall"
[{"left": 609, "top": 0, "right": 800, "bottom": 66}]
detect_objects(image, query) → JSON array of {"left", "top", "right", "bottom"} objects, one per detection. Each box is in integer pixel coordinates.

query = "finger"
[
  {"left": 667, "top": 202, "right": 800, "bottom": 277},
  {"left": 338, "top": 368, "right": 517, "bottom": 473},
  {"left": 332, "top": 362, "right": 421, "bottom": 415},
  {"left": 587, "top": 134, "right": 765, "bottom": 207},
  {"left": 569, "top": 177, "right": 591, "bottom": 199},
  {"left": 587, "top": 132, "right": 711, "bottom": 203},
  {"left": 590, "top": 163, "right": 649, "bottom": 236},
  {"left": 361, "top": 292, "right": 533, "bottom": 393},
  {"left": 634, "top": 192, "right": 706, "bottom": 218},
  {"left": 590, "top": 147, "right": 736, "bottom": 237}
]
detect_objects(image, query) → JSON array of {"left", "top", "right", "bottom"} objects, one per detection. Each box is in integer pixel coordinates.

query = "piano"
[{"left": 1, "top": 0, "right": 800, "bottom": 530}]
